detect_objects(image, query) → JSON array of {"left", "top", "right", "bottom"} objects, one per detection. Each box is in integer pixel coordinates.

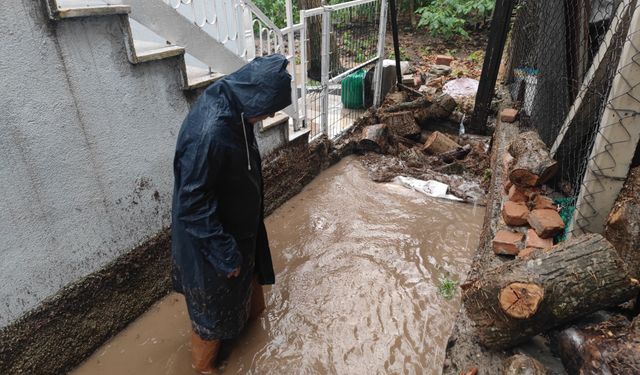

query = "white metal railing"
[{"left": 156, "top": 0, "right": 301, "bottom": 129}]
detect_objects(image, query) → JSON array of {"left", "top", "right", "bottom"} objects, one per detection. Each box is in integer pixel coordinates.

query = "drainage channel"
[{"left": 72, "top": 156, "right": 484, "bottom": 374}]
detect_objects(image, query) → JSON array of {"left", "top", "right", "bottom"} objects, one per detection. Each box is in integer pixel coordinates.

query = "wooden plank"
[
  {"left": 569, "top": 4, "right": 640, "bottom": 236},
  {"left": 550, "top": 0, "right": 633, "bottom": 156},
  {"left": 469, "top": 0, "right": 515, "bottom": 134}
]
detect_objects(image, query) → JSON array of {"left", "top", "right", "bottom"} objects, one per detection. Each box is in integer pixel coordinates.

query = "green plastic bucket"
[{"left": 341, "top": 69, "right": 366, "bottom": 109}]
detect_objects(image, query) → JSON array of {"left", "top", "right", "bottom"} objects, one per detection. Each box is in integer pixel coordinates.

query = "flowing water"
[{"left": 72, "top": 156, "right": 484, "bottom": 375}]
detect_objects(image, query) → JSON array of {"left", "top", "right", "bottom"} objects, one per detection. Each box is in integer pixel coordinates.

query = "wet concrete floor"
[{"left": 72, "top": 156, "right": 484, "bottom": 375}]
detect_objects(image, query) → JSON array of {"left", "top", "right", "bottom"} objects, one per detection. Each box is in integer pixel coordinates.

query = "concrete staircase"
[{"left": 43, "top": 0, "right": 306, "bottom": 139}]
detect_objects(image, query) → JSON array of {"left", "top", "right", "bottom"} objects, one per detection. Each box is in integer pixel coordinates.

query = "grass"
[{"left": 438, "top": 275, "right": 458, "bottom": 299}]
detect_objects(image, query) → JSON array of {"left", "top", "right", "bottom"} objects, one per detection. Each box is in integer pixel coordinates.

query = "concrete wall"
[
  {"left": 0, "top": 0, "right": 292, "bottom": 330},
  {"left": 0, "top": 1, "right": 191, "bottom": 328}
]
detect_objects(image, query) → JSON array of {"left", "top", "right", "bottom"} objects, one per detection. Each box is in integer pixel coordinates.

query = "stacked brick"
[{"left": 492, "top": 130, "right": 565, "bottom": 258}]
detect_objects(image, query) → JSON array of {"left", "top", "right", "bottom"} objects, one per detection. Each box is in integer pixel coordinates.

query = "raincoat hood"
[{"left": 204, "top": 54, "right": 292, "bottom": 120}]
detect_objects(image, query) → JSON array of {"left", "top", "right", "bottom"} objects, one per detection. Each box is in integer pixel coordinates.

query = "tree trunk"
[
  {"left": 298, "top": 0, "right": 341, "bottom": 81},
  {"left": 439, "top": 144, "right": 472, "bottom": 163},
  {"left": 462, "top": 233, "right": 638, "bottom": 349},
  {"left": 359, "top": 124, "right": 389, "bottom": 153},
  {"left": 423, "top": 131, "right": 460, "bottom": 154},
  {"left": 507, "top": 131, "right": 558, "bottom": 187},
  {"left": 379, "top": 111, "right": 421, "bottom": 139},
  {"left": 553, "top": 312, "right": 640, "bottom": 375},
  {"left": 605, "top": 166, "right": 640, "bottom": 279}
]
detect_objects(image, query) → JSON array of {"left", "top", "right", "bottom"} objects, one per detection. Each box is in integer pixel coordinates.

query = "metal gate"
[{"left": 298, "top": 0, "right": 388, "bottom": 139}]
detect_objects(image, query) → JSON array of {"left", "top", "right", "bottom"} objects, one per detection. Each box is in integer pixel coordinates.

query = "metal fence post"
[
  {"left": 300, "top": 10, "right": 308, "bottom": 128},
  {"left": 373, "top": 0, "right": 388, "bottom": 107},
  {"left": 321, "top": 7, "right": 331, "bottom": 136},
  {"left": 470, "top": 0, "right": 514, "bottom": 133}
]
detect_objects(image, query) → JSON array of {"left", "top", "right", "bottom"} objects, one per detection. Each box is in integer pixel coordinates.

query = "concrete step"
[
  {"left": 131, "top": 40, "right": 185, "bottom": 64},
  {"left": 49, "top": 2, "right": 130, "bottom": 20},
  {"left": 184, "top": 65, "right": 225, "bottom": 90},
  {"left": 262, "top": 112, "right": 290, "bottom": 131}
]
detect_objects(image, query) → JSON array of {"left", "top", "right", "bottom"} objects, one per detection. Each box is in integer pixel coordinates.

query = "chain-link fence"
[{"left": 505, "top": 0, "right": 640, "bottom": 235}]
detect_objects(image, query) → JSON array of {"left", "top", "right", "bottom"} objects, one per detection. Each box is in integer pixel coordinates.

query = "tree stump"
[
  {"left": 462, "top": 233, "right": 638, "bottom": 349},
  {"left": 423, "top": 131, "right": 461, "bottom": 154},
  {"left": 358, "top": 124, "right": 389, "bottom": 153},
  {"left": 379, "top": 111, "right": 421, "bottom": 139},
  {"left": 508, "top": 131, "right": 558, "bottom": 187}
]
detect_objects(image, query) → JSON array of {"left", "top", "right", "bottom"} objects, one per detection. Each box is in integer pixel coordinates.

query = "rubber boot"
[
  {"left": 249, "top": 277, "right": 266, "bottom": 320},
  {"left": 191, "top": 331, "right": 220, "bottom": 374}
]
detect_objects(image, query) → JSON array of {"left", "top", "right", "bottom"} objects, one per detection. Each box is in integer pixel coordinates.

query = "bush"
[{"left": 416, "top": 0, "right": 494, "bottom": 40}]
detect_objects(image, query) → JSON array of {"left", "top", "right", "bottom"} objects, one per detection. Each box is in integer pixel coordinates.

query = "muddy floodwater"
[{"left": 72, "top": 156, "right": 484, "bottom": 375}]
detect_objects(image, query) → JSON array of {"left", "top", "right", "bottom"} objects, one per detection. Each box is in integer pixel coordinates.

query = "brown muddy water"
[{"left": 72, "top": 156, "right": 483, "bottom": 375}]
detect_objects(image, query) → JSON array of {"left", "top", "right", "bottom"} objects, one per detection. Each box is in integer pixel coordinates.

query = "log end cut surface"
[{"left": 499, "top": 283, "right": 544, "bottom": 319}]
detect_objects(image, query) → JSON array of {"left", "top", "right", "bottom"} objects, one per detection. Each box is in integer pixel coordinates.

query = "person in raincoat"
[{"left": 171, "top": 54, "right": 292, "bottom": 374}]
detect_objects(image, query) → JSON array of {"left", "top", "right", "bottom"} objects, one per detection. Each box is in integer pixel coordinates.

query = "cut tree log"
[
  {"left": 462, "top": 233, "right": 638, "bottom": 349},
  {"left": 359, "top": 124, "right": 389, "bottom": 153},
  {"left": 605, "top": 166, "right": 640, "bottom": 279},
  {"left": 379, "top": 111, "right": 421, "bottom": 139},
  {"left": 439, "top": 144, "right": 472, "bottom": 163},
  {"left": 508, "top": 131, "right": 558, "bottom": 187},
  {"left": 423, "top": 131, "right": 461, "bottom": 155},
  {"left": 553, "top": 312, "right": 640, "bottom": 375}
]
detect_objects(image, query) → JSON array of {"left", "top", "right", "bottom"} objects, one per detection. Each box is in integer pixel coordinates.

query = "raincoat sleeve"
[{"left": 175, "top": 140, "right": 242, "bottom": 274}]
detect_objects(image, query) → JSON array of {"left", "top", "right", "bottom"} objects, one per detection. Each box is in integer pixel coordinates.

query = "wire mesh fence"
[
  {"left": 505, "top": 0, "right": 640, "bottom": 235},
  {"left": 300, "top": 0, "right": 385, "bottom": 140}
]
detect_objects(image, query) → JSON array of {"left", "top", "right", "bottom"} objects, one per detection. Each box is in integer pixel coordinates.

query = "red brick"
[
  {"left": 501, "top": 108, "right": 519, "bottom": 123},
  {"left": 517, "top": 247, "right": 539, "bottom": 259},
  {"left": 526, "top": 228, "right": 554, "bottom": 249},
  {"left": 528, "top": 209, "right": 565, "bottom": 239},
  {"left": 503, "top": 179, "right": 513, "bottom": 195},
  {"left": 493, "top": 230, "right": 525, "bottom": 255},
  {"left": 435, "top": 54, "right": 454, "bottom": 66},
  {"left": 532, "top": 195, "right": 556, "bottom": 210},
  {"left": 508, "top": 185, "right": 529, "bottom": 203},
  {"left": 502, "top": 201, "right": 530, "bottom": 226}
]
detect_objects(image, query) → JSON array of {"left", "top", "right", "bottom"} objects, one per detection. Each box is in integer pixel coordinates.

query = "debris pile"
[
  {"left": 343, "top": 60, "right": 490, "bottom": 204},
  {"left": 444, "top": 114, "right": 640, "bottom": 374}
]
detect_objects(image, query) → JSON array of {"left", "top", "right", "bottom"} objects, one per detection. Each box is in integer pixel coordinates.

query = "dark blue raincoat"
[{"left": 171, "top": 55, "right": 292, "bottom": 340}]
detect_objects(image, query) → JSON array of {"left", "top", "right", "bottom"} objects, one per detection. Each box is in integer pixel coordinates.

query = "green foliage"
[
  {"left": 438, "top": 275, "right": 458, "bottom": 299},
  {"left": 416, "top": 0, "right": 494, "bottom": 40},
  {"left": 388, "top": 46, "right": 411, "bottom": 61},
  {"left": 467, "top": 50, "right": 484, "bottom": 63},
  {"left": 252, "top": 0, "right": 297, "bottom": 28}
]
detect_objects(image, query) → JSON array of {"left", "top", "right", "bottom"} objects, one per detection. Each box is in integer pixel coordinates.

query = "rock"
[
  {"left": 528, "top": 209, "right": 565, "bottom": 239},
  {"left": 503, "top": 201, "right": 530, "bottom": 226},
  {"left": 435, "top": 54, "right": 454, "bottom": 66},
  {"left": 501, "top": 108, "right": 519, "bottom": 123},
  {"left": 493, "top": 230, "right": 525, "bottom": 255},
  {"left": 430, "top": 64, "right": 452, "bottom": 76},
  {"left": 503, "top": 354, "right": 547, "bottom": 375},
  {"left": 526, "top": 228, "right": 553, "bottom": 249}
]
